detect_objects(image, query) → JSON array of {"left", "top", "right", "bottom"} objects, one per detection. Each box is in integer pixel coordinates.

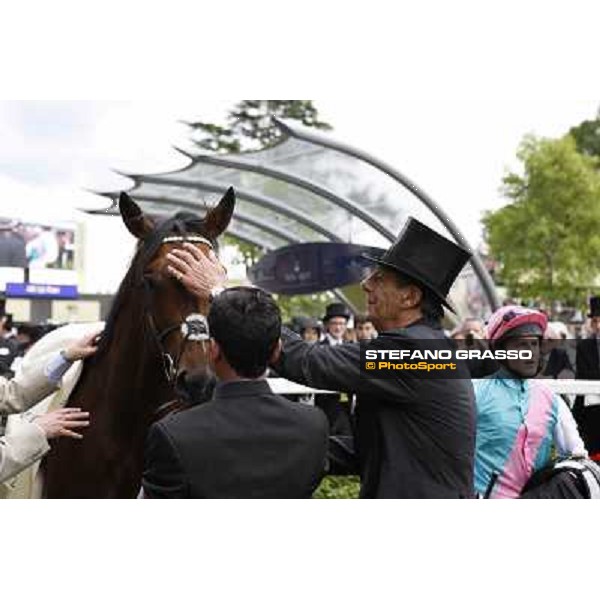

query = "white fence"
[{"left": 267, "top": 378, "right": 600, "bottom": 408}]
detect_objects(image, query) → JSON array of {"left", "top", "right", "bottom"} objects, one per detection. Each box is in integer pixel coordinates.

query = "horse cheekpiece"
[{"left": 181, "top": 314, "right": 210, "bottom": 342}]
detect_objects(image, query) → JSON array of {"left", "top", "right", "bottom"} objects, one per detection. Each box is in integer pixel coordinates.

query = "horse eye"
[{"left": 143, "top": 273, "right": 162, "bottom": 289}]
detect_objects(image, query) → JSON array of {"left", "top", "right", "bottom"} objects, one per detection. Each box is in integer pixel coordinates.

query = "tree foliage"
[
  {"left": 274, "top": 292, "right": 335, "bottom": 324},
  {"left": 482, "top": 135, "right": 600, "bottom": 303},
  {"left": 569, "top": 108, "right": 600, "bottom": 159},
  {"left": 188, "top": 100, "right": 331, "bottom": 153},
  {"left": 222, "top": 234, "right": 265, "bottom": 269}
]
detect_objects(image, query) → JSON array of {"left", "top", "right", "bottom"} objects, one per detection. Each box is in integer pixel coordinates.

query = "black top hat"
[
  {"left": 588, "top": 296, "right": 600, "bottom": 318},
  {"left": 323, "top": 303, "right": 351, "bottom": 322},
  {"left": 362, "top": 218, "right": 471, "bottom": 312}
]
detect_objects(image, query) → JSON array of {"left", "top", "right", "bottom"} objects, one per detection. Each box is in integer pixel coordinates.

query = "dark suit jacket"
[
  {"left": 574, "top": 336, "right": 600, "bottom": 455},
  {"left": 142, "top": 379, "right": 329, "bottom": 498},
  {"left": 576, "top": 337, "right": 600, "bottom": 380},
  {"left": 277, "top": 319, "right": 476, "bottom": 499}
]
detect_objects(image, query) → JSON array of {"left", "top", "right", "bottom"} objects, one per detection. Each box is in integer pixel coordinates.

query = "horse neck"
[{"left": 88, "top": 285, "right": 172, "bottom": 414}]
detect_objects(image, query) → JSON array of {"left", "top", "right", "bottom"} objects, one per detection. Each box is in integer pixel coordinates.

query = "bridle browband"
[
  {"left": 142, "top": 234, "right": 214, "bottom": 389},
  {"left": 160, "top": 235, "right": 213, "bottom": 248}
]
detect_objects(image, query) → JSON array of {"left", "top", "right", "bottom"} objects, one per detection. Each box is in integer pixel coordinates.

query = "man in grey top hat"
[{"left": 165, "top": 218, "right": 476, "bottom": 498}]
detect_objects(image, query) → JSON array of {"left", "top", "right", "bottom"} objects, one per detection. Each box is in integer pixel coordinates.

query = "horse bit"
[{"left": 143, "top": 234, "right": 213, "bottom": 385}]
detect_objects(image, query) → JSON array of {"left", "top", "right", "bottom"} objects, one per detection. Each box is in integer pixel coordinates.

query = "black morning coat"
[
  {"left": 574, "top": 336, "right": 600, "bottom": 456},
  {"left": 277, "top": 318, "right": 476, "bottom": 498},
  {"left": 142, "top": 379, "right": 329, "bottom": 498}
]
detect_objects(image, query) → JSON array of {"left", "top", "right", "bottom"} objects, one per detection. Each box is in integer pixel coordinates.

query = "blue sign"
[
  {"left": 247, "top": 243, "right": 385, "bottom": 294},
  {"left": 5, "top": 283, "right": 78, "bottom": 299}
]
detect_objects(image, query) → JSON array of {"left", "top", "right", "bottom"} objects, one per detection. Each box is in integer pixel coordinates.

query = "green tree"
[
  {"left": 274, "top": 292, "right": 335, "bottom": 324},
  {"left": 222, "top": 234, "right": 265, "bottom": 269},
  {"left": 187, "top": 100, "right": 331, "bottom": 153},
  {"left": 482, "top": 135, "right": 600, "bottom": 304},
  {"left": 569, "top": 107, "right": 600, "bottom": 159}
]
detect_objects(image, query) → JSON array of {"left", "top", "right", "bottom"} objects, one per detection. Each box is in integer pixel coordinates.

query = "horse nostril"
[{"left": 174, "top": 370, "right": 216, "bottom": 407}]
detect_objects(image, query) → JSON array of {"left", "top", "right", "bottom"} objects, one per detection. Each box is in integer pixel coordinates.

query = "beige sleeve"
[
  {"left": 0, "top": 364, "right": 59, "bottom": 416},
  {"left": 0, "top": 421, "right": 50, "bottom": 484}
]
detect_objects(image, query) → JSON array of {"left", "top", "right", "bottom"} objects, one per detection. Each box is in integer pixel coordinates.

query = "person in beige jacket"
[{"left": 0, "top": 329, "right": 100, "bottom": 483}]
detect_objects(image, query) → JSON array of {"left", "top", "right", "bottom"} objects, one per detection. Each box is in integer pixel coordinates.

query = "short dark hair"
[
  {"left": 389, "top": 270, "right": 444, "bottom": 323},
  {"left": 208, "top": 286, "right": 281, "bottom": 378},
  {"left": 354, "top": 314, "right": 373, "bottom": 326}
]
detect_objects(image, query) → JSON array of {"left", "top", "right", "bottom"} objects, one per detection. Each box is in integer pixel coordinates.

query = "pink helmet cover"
[{"left": 486, "top": 305, "right": 548, "bottom": 342}]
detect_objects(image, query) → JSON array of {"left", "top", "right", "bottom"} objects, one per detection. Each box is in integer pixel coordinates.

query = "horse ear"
[
  {"left": 119, "top": 192, "right": 154, "bottom": 240},
  {"left": 203, "top": 187, "right": 235, "bottom": 239}
]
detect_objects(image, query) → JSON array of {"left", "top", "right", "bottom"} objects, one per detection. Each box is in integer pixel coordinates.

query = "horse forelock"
[{"left": 96, "top": 211, "right": 218, "bottom": 357}]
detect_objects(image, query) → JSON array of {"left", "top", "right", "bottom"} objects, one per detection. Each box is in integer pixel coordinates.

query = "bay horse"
[{"left": 42, "top": 188, "right": 235, "bottom": 498}]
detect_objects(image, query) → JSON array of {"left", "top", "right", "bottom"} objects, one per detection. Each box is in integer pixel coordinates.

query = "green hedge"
[{"left": 313, "top": 476, "right": 360, "bottom": 499}]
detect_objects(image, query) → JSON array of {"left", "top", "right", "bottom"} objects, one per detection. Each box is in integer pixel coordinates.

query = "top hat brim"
[{"left": 362, "top": 254, "right": 457, "bottom": 314}]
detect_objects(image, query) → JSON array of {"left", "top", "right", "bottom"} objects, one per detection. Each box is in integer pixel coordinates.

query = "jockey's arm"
[{"left": 554, "top": 396, "right": 587, "bottom": 458}]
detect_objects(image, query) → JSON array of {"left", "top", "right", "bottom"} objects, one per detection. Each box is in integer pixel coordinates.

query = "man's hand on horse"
[
  {"left": 33, "top": 407, "right": 90, "bottom": 440},
  {"left": 63, "top": 328, "right": 104, "bottom": 362},
  {"left": 167, "top": 242, "right": 227, "bottom": 299}
]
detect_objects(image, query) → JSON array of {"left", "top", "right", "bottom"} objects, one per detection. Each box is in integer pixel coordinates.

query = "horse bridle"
[{"left": 142, "top": 234, "right": 213, "bottom": 386}]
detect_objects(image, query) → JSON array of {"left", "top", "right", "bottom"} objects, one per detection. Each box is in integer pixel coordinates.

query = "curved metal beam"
[
  {"left": 272, "top": 117, "right": 500, "bottom": 311},
  {"left": 92, "top": 191, "right": 301, "bottom": 245},
  {"left": 129, "top": 175, "right": 343, "bottom": 243},
  {"left": 88, "top": 198, "right": 357, "bottom": 311},
  {"left": 182, "top": 150, "right": 395, "bottom": 243},
  {"left": 84, "top": 206, "right": 275, "bottom": 251}
]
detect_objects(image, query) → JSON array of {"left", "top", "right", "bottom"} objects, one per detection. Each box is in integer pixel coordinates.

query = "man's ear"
[
  {"left": 269, "top": 339, "right": 282, "bottom": 365},
  {"left": 400, "top": 284, "right": 423, "bottom": 308},
  {"left": 209, "top": 339, "right": 221, "bottom": 364}
]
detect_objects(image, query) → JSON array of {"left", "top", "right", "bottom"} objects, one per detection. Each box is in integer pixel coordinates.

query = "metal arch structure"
[
  {"left": 86, "top": 206, "right": 277, "bottom": 251},
  {"left": 93, "top": 191, "right": 302, "bottom": 245},
  {"left": 126, "top": 175, "right": 344, "bottom": 244},
  {"left": 89, "top": 203, "right": 355, "bottom": 310},
  {"left": 92, "top": 118, "right": 499, "bottom": 314},
  {"left": 179, "top": 150, "right": 395, "bottom": 243},
  {"left": 271, "top": 118, "right": 500, "bottom": 310}
]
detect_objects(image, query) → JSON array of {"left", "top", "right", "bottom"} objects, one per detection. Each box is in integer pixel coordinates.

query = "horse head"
[{"left": 118, "top": 187, "right": 235, "bottom": 405}]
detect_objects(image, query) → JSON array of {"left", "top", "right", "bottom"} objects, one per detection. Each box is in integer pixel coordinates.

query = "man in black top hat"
[
  {"left": 315, "top": 303, "right": 354, "bottom": 440},
  {"left": 166, "top": 218, "right": 476, "bottom": 498},
  {"left": 573, "top": 296, "right": 600, "bottom": 459},
  {"left": 322, "top": 303, "right": 351, "bottom": 346}
]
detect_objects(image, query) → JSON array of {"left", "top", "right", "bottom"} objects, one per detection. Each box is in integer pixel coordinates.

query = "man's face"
[
  {"left": 463, "top": 319, "right": 484, "bottom": 338},
  {"left": 326, "top": 317, "right": 347, "bottom": 340},
  {"left": 356, "top": 321, "right": 376, "bottom": 341},
  {"left": 302, "top": 327, "right": 320, "bottom": 343},
  {"left": 590, "top": 317, "right": 600, "bottom": 335},
  {"left": 361, "top": 267, "right": 405, "bottom": 330},
  {"left": 503, "top": 336, "right": 541, "bottom": 378}
]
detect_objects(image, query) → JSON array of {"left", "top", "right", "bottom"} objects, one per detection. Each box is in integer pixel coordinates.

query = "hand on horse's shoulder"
[
  {"left": 63, "top": 328, "right": 104, "bottom": 361},
  {"left": 33, "top": 407, "right": 90, "bottom": 440}
]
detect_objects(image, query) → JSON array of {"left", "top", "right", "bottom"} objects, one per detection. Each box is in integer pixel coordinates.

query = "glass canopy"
[{"left": 90, "top": 119, "right": 498, "bottom": 317}]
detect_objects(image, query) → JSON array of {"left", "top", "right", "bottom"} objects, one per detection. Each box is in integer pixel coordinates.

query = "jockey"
[
  {"left": 474, "top": 305, "right": 586, "bottom": 498},
  {"left": 0, "top": 329, "right": 100, "bottom": 483}
]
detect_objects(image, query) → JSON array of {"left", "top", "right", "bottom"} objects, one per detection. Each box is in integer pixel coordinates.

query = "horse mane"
[{"left": 94, "top": 210, "right": 218, "bottom": 359}]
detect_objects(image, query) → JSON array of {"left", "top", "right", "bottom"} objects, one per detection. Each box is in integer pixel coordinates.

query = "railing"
[{"left": 267, "top": 378, "right": 600, "bottom": 409}]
